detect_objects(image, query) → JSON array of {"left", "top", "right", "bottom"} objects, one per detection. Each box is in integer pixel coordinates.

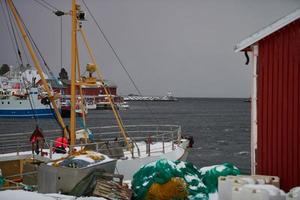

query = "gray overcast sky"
[{"left": 0, "top": 0, "right": 299, "bottom": 97}]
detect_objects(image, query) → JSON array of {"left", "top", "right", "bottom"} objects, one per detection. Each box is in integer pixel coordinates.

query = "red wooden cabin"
[{"left": 235, "top": 9, "right": 300, "bottom": 191}]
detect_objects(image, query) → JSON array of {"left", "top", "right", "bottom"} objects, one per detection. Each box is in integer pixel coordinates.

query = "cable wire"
[
  {"left": 22, "top": 78, "right": 39, "bottom": 125},
  {"left": 15, "top": 5, "right": 55, "bottom": 78},
  {"left": 81, "top": 0, "right": 142, "bottom": 98},
  {"left": 81, "top": 0, "right": 160, "bottom": 125},
  {"left": 11, "top": 9, "right": 30, "bottom": 65},
  {"left": 0, "top": 0, "right": 20, "bottom": 66},
  {"left": 40, "top": 0, "right": 60, "bottom": 11},
  {"left": 10, "top": 1, "right": 65, "bottom": 130},
  {"left": 60, "top": 16, "right": 63, "bottom": 69},
  {"left": 32, "top": 0, "right": 55, "bottom": 12},
  {"left": 5, "top": 0, "right": 23, "bottom": 65}
]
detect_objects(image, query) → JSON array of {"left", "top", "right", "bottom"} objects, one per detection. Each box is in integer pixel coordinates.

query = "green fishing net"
[
  {"left": 199, "top": 163, "right": 241, "bottom": 193},
  {"left": 0, "top": 176, "right": 5, "bottom": 187},
  {"left": 131, "top": 159, "right": 240, "bottom": 200}
]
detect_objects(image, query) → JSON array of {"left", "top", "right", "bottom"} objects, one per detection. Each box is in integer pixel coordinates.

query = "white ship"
[{"left": 0, "top": 68, "right": 57, "bottom": 118}]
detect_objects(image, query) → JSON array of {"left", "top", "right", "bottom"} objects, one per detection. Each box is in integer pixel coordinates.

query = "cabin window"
[
  {"left": 1, "top": 102, "right": 3, "bottom": 104},
  {"left": 8, "top": 102, "right": 10, "bottom": 104},
  {"left": 20, "top": 102, "right": 22, "bottom": 104},
  {"left": 34, "top": 92, "right": 38, "bottom": 94}
]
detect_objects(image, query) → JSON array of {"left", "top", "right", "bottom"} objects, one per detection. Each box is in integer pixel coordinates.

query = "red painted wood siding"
[{"left": 257, "top": 19, "right": 300, "bottom": 191}]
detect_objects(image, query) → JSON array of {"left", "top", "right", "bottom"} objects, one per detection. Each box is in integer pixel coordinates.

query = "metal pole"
[
  {"left": 172, "top": 133, "right": 175, "bottom": 150},
  {"left": 70, "top": 0, "right": 77, "bottom": 145},
  {"left": 251, "top": 45, "right": 258, "bottom": 175},
  {"left": 162, "top": 134, "right": 165, "bottom": 153}
]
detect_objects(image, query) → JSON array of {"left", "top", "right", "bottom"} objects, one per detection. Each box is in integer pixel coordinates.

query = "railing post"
[
  {"left": 131, "top": 141, "right": 134, "bottom": 158},
  {"left": 17, "top": 140, "right": 19, "bottom": 156},
  {"left": 49, "top": 141, "right": 53, "bottom": 159},
  {"left": 146, "top": 136, "right": 151, "bottom": 157},
  {"left": 96, "top": 143, "right": 99, "bottom": 152},
  {"left": 137, "top": 145, "right": 141, "bottom": 157},
  {"left": 162, "top": 134, "right": 165, "bottom": 153},
  {"left": 172, "top": 133, "right": 175, "bottom": 150},
  {"left": 156, "top": 126, "right": 159, "bottom": 142}
]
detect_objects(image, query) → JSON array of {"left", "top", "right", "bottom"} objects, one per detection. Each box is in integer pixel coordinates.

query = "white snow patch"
[
  {"left": 184, "top": 174, "right": 198, "bottom": 182},
  {"left": 176, "top": 161, "right": 186, "bottom": 170},
  {"left": 199, "top": 165, "right": 217, "bottom": 174},
  {"left": 209, "top": 192, "right": 219, "bottom": 200},
  {"left": 0, "top": 190, "right": 107, "bottom": 200},
  {"left": 215, "top": 165, "right": 226, "bottom": 173}
]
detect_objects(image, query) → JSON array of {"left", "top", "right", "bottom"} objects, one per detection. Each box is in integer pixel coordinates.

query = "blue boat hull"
[{"left": 0, "top": 109, "right": 55, "bottom": 118}]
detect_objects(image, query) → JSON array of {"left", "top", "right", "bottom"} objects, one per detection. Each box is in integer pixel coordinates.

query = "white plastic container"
[
  {"left": 232, "top": 184, "right": 285, "bottom": 200},
  {"left": 218, "top": 176, "right": 256, "bottom": 200},
  {"left": 238, "top": 175, "right": 280, "bottom": 188},
  {"left": 287, "top": 187, "right": 300, "bottom": 200}
]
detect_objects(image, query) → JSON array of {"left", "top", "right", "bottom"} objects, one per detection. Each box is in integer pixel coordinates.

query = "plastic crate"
[
  {"left": 218, "top": 175, "right": 280, "bottom": 200},
  {"left": 232, "top": 184, "right": 285, "bottom": 200}
]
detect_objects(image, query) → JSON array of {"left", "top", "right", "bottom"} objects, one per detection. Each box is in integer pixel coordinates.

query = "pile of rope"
[{"left": 131, "top": 159, "right": 240, "bottom": 200}]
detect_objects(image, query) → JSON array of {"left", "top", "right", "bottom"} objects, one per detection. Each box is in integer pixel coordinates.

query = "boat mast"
[
  {"left": 79, "top": 28, "right": 130, "bottom": 148},
  {"left": 68, "top": 0, "right": 131, "bottom": 149},
  {"left": 70, "top": 0, "right": 77, "bottom": 145},
  {"left": 6, "top": 0, "right": 69, "bottom": 137}
]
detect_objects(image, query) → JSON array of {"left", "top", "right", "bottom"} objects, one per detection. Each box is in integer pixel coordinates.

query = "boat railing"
[
  {"left": 0, "top": 124, "right": 182, "bottom": 158},
  {"left": 0, "top": 129, "right": 63, "bottom": 155},
  {"left": 49, "top": 124, "right": 181, "bottom": 159}
]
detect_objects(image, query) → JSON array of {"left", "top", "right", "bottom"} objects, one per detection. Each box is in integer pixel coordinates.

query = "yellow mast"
[
  {"left": 70, "top": 0, "right": 77, "bottom": 145},
  {"left": 79, "top": 27, "right": 130, "bottom": 149},
  {"left": 7, "top": 0, "right": 69, "bottom": 137}
]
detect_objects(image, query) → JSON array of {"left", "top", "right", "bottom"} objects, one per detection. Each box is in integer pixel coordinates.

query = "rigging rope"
[
  {"left": 32, "top": 0, "right": 55, "bottom": 12},
  {"left": 40, "top": 0, "right": 60, "bottom": 12},
  {"left": 28, "top": 0, "right": 65, "bottom": 80},
  {"left": 14, "top": 3, "right": 56, "bottom": 80},
  {"left": 22, "top": 78, "right": 39, "bottom": 125},
  {"left": 81, "top": 0, "right": 141, "bottom": 97},
  {"left": 10, "top": 7, "right": 30, "bottom": 65},
  {"left": 4, "top": 0, "right": 23, "bottom": 65},
  {"left": 60, "top": 16, "right": 63, "bottom": 69},
  {"left": 15, "top": 25, "right": 30, "bottom": 65},
  {"left": 10, "top": 2, "right": 65, "bottom": 130},
  {"left": 81, "top": 0, "right": 160, "bottom": 125},
  {"left": 31, "top": 0, "right": 67, "bottom": 126},
  {"left": 0, "top": 0, "right": 20, "bottom": 66}
]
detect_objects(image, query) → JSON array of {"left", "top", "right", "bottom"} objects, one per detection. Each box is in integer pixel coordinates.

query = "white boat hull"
[
  {"left": 115, "top": 140, "right": 189, "bottom": 180},
  {"left": 0, "top": 88, "right": 56, "bottom": 118}
]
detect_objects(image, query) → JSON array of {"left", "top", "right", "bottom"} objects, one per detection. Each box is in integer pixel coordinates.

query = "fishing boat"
[
  {"left": 0, "top": 0, "right": 190, "bottom": 194},
  {"left": 0, "top": 68, "right": 57, "bottom": 118}
]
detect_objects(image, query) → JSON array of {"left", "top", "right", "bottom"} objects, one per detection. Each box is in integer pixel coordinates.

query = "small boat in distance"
[{"left": 124, "top": 91, "right": 178, "bottom": 101}]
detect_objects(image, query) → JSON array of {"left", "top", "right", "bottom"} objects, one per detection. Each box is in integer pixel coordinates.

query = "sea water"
[{"left": 0, "top": 98, "right": 251, "bottom": 173}]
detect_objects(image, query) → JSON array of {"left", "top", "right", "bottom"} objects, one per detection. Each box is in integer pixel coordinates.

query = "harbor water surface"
[{"left": 0, "top": 98, "right": 251, "bottom": 173}]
